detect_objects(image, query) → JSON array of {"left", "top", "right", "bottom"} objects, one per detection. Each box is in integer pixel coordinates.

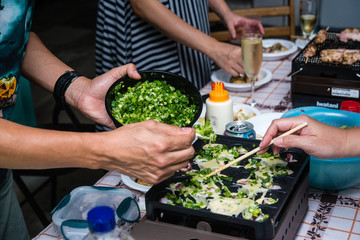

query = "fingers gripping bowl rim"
[{"left": 105, "top": 71, "right": 203, "bottom": 128}]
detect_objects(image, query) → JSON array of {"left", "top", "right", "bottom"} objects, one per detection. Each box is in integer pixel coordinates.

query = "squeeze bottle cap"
[{"left": 209, "top": 82, "right": 229, "bottom": 102}]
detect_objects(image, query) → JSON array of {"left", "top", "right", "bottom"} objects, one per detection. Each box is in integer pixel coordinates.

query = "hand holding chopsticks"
[{"left": 204, "top": 122, "right": 308, "bottom": 178}]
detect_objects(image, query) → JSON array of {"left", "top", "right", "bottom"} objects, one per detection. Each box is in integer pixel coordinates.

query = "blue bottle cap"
[{"left": 87, "top": 206, "right": 115, "bottom": 233}]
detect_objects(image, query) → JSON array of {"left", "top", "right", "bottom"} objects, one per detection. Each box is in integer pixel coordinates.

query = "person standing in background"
[{"left": 95, "top": 0, "right": 264, "bottom": 90}]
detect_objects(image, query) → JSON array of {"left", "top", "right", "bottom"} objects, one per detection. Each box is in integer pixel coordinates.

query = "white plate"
[
  {"left": 262, "top": 39, "right": 298, "bottom": 61},
  {"left": 211, "top": 68, "right": 272, "bottom": 92},
  {"left": 295, "top": 39, "right": 308, "bottom": 49},
  {"left": 121, "top": 174, "right": 152, "bottom": 193},
  {"left": 294, "top": 32, "right": 316, "bottom": 49},
  {"left": 247, "top": 112, "right": 284, "bottom": 139}
]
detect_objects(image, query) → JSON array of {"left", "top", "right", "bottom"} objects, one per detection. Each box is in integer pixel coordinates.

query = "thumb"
[{"left": 105, "top": 63, "right": 141, "bottom": 81}]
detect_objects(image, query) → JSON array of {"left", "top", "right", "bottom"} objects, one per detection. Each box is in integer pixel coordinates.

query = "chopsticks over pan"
[{"left": 205, "top": 122, "right": 308, "bottom": 178}]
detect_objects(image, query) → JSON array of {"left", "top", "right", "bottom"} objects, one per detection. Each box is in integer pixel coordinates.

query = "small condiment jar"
[
  {"left": 205, "top": 82, "right": 233, "bottom": 134},
  {"left": 340, "top": 100, "right": 360, "bottom": 113}
]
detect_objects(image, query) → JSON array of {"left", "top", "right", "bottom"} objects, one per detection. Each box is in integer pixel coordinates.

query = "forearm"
[
  {"left": 130, "top": 0, "right": 219, "bottom": 57},
  {"left": 20, "top": 32, "right": 90, "bottom": 108},
  {"left": 0, "top": 119, "right": 99, "bottom": 170},
  {"left": 0, "top": 118, "right": 195, "bottom": 184},
  {"left": 208, "top": 0, "right": 232, "bottom": 20},
  {"left": 21, "top": 32, "right": 73, "bottom": 92},
  {"left": 343, "top": 127, "right": 360, "bottom": 158}
]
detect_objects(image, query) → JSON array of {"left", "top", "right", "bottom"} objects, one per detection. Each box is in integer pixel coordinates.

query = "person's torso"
[
  {"left": 0, "top": 0, "right": 34, "bottom": 119},
  {"left": 95, "top": 0, "right": 213, "bottom": 89}
]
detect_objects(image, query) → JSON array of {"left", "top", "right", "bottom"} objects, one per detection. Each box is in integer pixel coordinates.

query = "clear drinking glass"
[
  {"left": 300, "top": 0, "right": 317, "bottom": 40},
  {"left": 241, "top": 33, "right": 263, "bottom": 107}
]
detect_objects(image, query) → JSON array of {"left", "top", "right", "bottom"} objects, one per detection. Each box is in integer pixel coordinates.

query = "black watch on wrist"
[{"left": 53, "top": 70, "right": 82, "bottom": 109}]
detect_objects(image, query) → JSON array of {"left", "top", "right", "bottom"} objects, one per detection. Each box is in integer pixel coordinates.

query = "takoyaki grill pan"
[{"left": 144, "top": 136, "right": 310, "bottom": 240}]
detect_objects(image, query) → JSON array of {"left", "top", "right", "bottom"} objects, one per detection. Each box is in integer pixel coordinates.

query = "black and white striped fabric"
[{"left": 95, "top": 0, "right": 214, "bottom": 89}]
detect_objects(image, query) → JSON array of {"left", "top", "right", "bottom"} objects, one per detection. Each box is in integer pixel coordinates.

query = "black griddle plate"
[{"left": 145, "top": 136, "right": 309, "bottom": 240}]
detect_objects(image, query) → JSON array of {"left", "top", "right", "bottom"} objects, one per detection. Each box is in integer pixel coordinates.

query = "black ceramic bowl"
[{"left": 105, "top": 71, "right": 203, "bottom": 128}]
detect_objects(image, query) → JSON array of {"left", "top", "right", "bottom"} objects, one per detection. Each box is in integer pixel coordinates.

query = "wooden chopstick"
[{"left": 204, "top": 122, "right": 308, "bottom": 178}]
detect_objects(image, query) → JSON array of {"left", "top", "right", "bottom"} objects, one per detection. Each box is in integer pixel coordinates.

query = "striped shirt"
[{"left": 95, "top": 0, "right": 214, "bottom": 89}]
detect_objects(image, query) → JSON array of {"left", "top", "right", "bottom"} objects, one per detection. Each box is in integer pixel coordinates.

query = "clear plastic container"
[
  {"left": 205, "top": 82, "right": 233, "bottom": 134},
  {"left": 51, "top": 186, "right": 133, "bottom": 228},
  {"left": 51, "top": 186, "right": 140, "bottom": 239},
  {"left": 59, "top": 195, "right": 140, "bottom": 240}
]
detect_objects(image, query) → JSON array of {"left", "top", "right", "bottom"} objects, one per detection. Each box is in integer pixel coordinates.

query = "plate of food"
[
  {"left": 262, "top": 39, "right": 297, "bottom": 61},
  {"left": 121, "top": 174, "right": 152, "bottom": 193},
  {"left": 211, "top": 68, "right": 272, "bottom": 92},
  {"left": 233, "top": 103, "right": 261, "bottom": 121}
]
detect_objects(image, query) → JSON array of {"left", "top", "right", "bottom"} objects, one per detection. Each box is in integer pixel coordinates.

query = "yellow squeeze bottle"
[{"left": 205, "top": 82, "right": 233, "bottom": 134}]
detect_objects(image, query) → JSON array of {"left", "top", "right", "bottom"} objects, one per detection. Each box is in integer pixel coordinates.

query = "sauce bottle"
[{"left": 205, "top": 82, "right": 233, "bottom": 134}]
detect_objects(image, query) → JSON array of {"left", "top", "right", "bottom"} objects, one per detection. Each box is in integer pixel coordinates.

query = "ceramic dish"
[
  {"left": 233, "top": 103, "right": 262, "bottom": 121},
  {"left": 295, "top": 39, "right": 308, "bottom": 49},
  {"left": 294, "top": 33, "right": 315, "bottom": 49},
  {"left": 211, "top": 68, "right": 272, "bottom": 92},
  {"left": 247, "top": 112, "right": 284, "bottom": 139},
  {"left": 262, "top": 39, "right": 298, "bottom": 61},
  {"left": 121, "top": 174, "right": 152, "bottom": 193}
]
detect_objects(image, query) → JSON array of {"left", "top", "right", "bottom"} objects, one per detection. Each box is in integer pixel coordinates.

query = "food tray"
[
  {"left": 145, "top": 136, "right": 309, "bottom": 240},
  {"left": 291, "top": 32, "right": 360, "bottom": 80}
]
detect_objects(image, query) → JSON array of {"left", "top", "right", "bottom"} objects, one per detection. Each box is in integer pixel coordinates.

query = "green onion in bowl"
[{"left": 105, "top": 71, "right": 203, "bottom": 128}]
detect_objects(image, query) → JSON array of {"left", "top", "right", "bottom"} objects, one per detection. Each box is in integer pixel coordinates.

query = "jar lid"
[
  {"left": 209, "top": 82, "right": 229, "bottom": 102},
  {"left": 340, "top": 100, "right": 360, "bottom": 113}
]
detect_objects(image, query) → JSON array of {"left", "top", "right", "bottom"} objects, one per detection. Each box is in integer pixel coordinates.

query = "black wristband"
[{"left": 53, "top": 70, "right": 82, "bottom": 109}]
